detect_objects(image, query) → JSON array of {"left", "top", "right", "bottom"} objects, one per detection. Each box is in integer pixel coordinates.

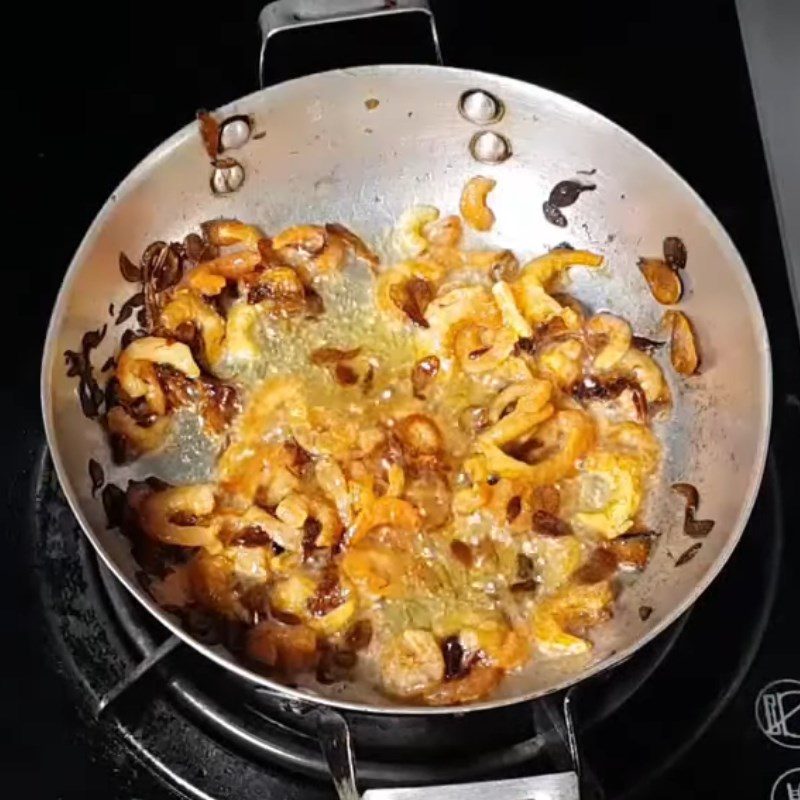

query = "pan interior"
[{"left": 42, "top": 65, "right": 770, "bottom": 713}]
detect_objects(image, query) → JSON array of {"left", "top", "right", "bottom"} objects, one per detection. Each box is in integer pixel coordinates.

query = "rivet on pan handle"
[{"left": 258, "top": 0, "right": 443, "bottom": 87}]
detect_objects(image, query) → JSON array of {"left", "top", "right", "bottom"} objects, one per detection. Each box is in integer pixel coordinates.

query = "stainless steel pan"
[{"left": 40, "top": 0, "right": 771, "bottom": 721}]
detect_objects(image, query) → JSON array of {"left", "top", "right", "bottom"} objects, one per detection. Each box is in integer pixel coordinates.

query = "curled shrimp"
[
  {"left": 226, "top": 506, "right": 304, "bottom": 552},
  {"left": 116, "top": 336, "right": 200, "bottom": 415},
  {"left": 587, "top": 313, "right": 632, "bottom": 371},
  {"left": 217, "top": 379, "right": 302, "bottom": 498},
  {"left": 520, "top": 248, "right": 604, "bottom": 287},
  {"left": 342, "top": 545, "right": 410, "bottom": 599},
  {"left": 380, "top": 629, "right": 445, "bottom": 698},
  {"left": 244, "top": 266, "right": 306, "bottom": 314},
  {"left": 513, "top": 248, "right": 603, "bottom": 326},
  {"left": 272, "top": 224, "right": 326, "bottom": 253},
  {"left": 160, "top": 290, "right": 226, "bottom": 366},
  {"left": 489, "top": 380, "right": 547, "bottom": 423},
  {"left": 424, "top": 285, "right": 495, "bottom": 328},
  {"left": 453, "top": 323, "right": 517, "bottom": 373},
  {"left": 478, "top": 409, "right": 595, "bottom": 486},
  {"left": 184, "top": 251, "right": 262, "bottom": 295},
  {"left": 376, "top": 262, "right": 443, "bottom": 325},
  {"left": 350, "top": 497, "right": 421, "bottom": 545},
  {"left": 424, "top": 214, "right": 463, "bottom": 247},
  {"left": 536, "top": 339, "right": 585, "bottom": 389},
  {"left": 479, "top": 400, "right": 554, "bottom": 447},
  {"left": 479, "top": 380, "right": 554, "bottom": 447},
  {"left": 270, "top": 571, "right": 357, "bottom": 634},
  {"left": 422, "top": 665, "right": 504, "bottom": 706},
  {"left": 460, "top": 176, "right": 497, "bottom": 232},
  {"left": 512, "top": 283, "right": 571, "bottom": 327},
  {"left": 393, "top": 206, "right": 440, "bottom": 257},
  {"left": 273, "top": 225, "right": 346, "bottom": 277},
  {"left": 616, "top": 348, "right": 668, "bottom": 402},
  {"left": 201, "top": 219, "right": 263, "bottom": 249},
  {"left": 138, "top": 484, "right": 222, "bottom": 551}
]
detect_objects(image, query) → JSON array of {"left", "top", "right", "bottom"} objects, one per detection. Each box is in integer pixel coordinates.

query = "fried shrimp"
[{"left": 102, "top": 196, "right": 674, "bottom": 709}]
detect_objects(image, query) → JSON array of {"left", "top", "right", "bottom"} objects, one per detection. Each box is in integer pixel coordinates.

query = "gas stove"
[{"left": 7, "top": 1, "right": 800, "bottom": 798}]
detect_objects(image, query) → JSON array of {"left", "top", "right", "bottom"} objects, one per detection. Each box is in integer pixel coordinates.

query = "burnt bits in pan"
[
  {"left": 88, "top": 458, "right": 105, "bottom": 496},
  {"left": 672, "top": 482, "right": 715, "bottom": 538},
  {"left": 542, "top": 180, "right": 596, "bottom": 228},
  {"left": 64, "top": 325, "right": 108, "bottom": 419},
  {"left": 115, "top": 292, "right": 145, "bottom": 325},
  {"left": 674, "top": 542, "right": 702, "bottom": 567}
]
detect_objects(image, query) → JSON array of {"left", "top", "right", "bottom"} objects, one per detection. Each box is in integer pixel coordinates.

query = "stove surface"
[{"left": 7, "top": 1, "right": 800, "bottom": 798}]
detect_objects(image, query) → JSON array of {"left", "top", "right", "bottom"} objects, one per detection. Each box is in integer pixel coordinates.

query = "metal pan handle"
[
  {"left": 315, "top": 697, "right": 584, "bottom": 800},
  {"left": 316, "top": 708, "right": 360, "bottom": 800},
  {"left": 258, "top": 0, "right": 443, "bottom": 86},
  {"left": 361, "top": 772, "right": 581, "bottom": 799}
]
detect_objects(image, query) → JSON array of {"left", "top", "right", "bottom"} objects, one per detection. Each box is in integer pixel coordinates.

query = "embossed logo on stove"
[
  {"left": 771, "top": 768, "right": 800, "bottom": 800},
  {"left": 756, "top": 679, "right": 800, "bottom": 749}
]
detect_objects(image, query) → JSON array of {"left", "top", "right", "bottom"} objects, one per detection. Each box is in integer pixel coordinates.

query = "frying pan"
[{"left": 40, "top": 0, "right": 771, "bottom": 724}]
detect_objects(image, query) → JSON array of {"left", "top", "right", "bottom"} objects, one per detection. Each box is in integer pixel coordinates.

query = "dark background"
[{"left": 6, "top": 0, "right": 800, "bottom": 797}]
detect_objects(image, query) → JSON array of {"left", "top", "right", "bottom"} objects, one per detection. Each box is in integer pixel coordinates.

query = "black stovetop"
[{"left": 6, "top": 1, "right": 800, "bottom": 798}]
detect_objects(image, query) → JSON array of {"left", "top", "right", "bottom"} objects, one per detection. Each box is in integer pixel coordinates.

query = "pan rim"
[{"left": 40, "top": 63, "right": 773, "bottom": 716}]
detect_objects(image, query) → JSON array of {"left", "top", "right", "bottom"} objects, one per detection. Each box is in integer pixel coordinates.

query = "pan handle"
[
  {"left": 258, "top": 0, "right": 443, "bottom": 87},
  {"left": 316, "top": 707, "right": 360, "bottom": 800},
  {"left": 315, "top": 694, "right": 585, "bottom": 800}
]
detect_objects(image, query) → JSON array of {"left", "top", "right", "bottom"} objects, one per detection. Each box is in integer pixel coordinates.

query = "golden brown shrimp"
[
  {"left": 201, "top": 219, "right": 263, "bottom": 249},
  {"left": 512, "top": 248, "right": 603, "bottom": 327},
  {"left": 160, "top": 289, "right": 226, "bottom": 366},
  {"left": 350, "top": 497, "right": 421, "bottom": 545},
  {"left": 536, "top": 339, "right": 585, "bottom": 390},
  {"left": 478, "top": 409, "right": 596, "bottom": 485},
  {"left": 393, "top": 206, "right": 440, "bottom": 257},
  {"left": 273, "top": 225, "right": 346, "bottom": 277},
  {"left": 184, "top": 251, "right": 262, "bottom": 295},
  {"left": 587, "top": 313, "right": 632, "bottom": 371},
  {"left": 453, "top": 323, "right": 517, "bottom": 373},
  {"left": 616, "top": 348, "right": 668, "bottom": 402},
  {"left": 460, "top": 176, "right": 496, "bottom": 232},
  {"left": 116, "top": 336, "right": 200, "bottom": 415},
  {"left": 138, "top": 484, "right": 222, "bottom": 551},
  {"left": 479, "top": 380, "right": 554, "bottom": 447},
  {"left": 380, "top": 629, "right": 445, "bottom": 698}
]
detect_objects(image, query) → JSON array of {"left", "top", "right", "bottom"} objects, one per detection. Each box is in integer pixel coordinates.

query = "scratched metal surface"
[{"left": 40, "top": 65, "right": 771, "bottom": 713}]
